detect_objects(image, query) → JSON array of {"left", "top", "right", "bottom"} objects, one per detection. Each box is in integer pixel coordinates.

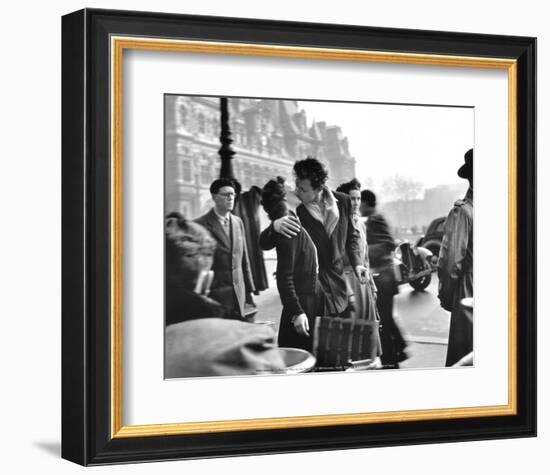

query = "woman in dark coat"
[{"left": 261, "top": 177, "right": 325, "bottom": 351}]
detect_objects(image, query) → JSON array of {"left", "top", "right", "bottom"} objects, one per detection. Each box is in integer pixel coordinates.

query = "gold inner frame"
[{"left": 110, "top": 36, "right": 518, "bottom": 439}]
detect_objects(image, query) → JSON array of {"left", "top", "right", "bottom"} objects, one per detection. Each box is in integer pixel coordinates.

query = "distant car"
[{"left": 416, "top": 216, "right": 446, "bottom": 259}]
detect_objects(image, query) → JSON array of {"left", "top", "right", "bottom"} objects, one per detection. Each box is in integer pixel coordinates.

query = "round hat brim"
[{"left": 457, "top": 163, "right": 472, "bottom": 179}]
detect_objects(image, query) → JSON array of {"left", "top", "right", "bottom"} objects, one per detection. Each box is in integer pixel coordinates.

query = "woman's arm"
[{"left": 275, "top": 236, "right": 304, "bottom": 317}]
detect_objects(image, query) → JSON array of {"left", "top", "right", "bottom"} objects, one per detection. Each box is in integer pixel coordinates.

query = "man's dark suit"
[{"left": 195, "top": 209, "right": 255, "bottom": 319}]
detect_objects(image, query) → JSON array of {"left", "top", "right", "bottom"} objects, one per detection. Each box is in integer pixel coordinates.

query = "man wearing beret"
[{"left": 195, "top": 178, "right": 255, "bottom": 320}]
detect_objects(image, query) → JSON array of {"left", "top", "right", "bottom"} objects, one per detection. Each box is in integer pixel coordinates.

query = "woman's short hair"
[
  {"left": 336, "top": 178, "right": 361, "bottom": 195},
  {"left": 261, "top": 177, "right": 287, "bottom": 220},
  {"left": 293, "top": 157, "right": 328, "bottom": 189}
]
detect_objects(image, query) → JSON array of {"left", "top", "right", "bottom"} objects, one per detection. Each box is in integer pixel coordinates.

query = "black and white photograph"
[
  {"left": 164, "top": 94, "right": 474, "bottom": 378},
  {"left": 0, "top": 0, "right": 543, "bottom": 470}
]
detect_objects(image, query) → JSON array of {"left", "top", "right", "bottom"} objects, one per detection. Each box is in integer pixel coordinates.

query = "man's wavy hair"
[
  {"left": 336, "top": 178, "right": 361, "bottom": 195},
  {"left": 261, "top": 176, "right": 287, "bottom": 221},
  {"left": 293, "top": 157, "right": 328, "bottom": 189}
]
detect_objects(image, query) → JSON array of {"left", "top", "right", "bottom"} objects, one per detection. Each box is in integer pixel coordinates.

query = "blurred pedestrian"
[{"left": 361, "top": 189, "right": 408, "bottom": 367}]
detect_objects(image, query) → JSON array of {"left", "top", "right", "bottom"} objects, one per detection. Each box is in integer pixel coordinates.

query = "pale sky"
[{"left": 298, "top": 100, "right": 474, "bottom": 194}]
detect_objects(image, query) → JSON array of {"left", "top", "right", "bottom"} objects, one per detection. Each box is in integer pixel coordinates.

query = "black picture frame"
[{"left": 62, "top": 8, "right": 536, "bottom": 466}]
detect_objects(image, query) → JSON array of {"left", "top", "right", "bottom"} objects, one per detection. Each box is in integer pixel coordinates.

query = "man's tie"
[{"left": 223, "top": 216, "right": 230, "bottom": 236}]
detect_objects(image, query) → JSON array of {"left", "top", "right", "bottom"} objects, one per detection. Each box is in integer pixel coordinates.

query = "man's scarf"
[{"left": 303, "top": 185, "right": 340, "bottom": 237}]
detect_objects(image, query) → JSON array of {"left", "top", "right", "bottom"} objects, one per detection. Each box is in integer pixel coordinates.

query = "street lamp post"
[{"left": 218, "top": 97, "right": 236, "bottom": 181}]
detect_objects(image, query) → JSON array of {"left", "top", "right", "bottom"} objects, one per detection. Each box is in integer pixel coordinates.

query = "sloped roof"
[
  {"left": 309, "top": 121, "right": 322, "bottom": 140},
  {"left": 278, "top": 101, "right": 300, "bottom": 135}
]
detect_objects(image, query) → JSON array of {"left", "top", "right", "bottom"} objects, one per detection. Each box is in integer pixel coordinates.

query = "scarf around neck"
[{"left": 303, "top": 185, "right": 340, "bottom": 237}]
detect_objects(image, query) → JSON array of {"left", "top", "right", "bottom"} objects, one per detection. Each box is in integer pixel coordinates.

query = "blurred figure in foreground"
[
  {"left": 438, "top": 148, "right": 474, "bottom": 366},
  {"left": 166, "top": 318, "right": 286, "bottom": 378},
  {"left": 261, "top": 177, "right": 325, "bottom": 351},
  {"left": 165, "top": 213, "right": 287, "bottom": 378},
  {"left": 165, "top": 212, "right": 227, "bottom": 325},
  {"left": 361, "top": 190, "right": 408, "bottom": 367}
]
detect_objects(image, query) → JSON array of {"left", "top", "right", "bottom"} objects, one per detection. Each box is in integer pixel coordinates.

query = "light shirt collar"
[{"left": 213, "top": 208, "right": 231, "bottom": 222}]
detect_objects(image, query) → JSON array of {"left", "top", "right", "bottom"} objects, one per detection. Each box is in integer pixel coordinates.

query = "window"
[
  {"left": 201, "top": 164, "right": 211, "bottom": 185},
  {"left": 176, "top": 140, "right": 188, "bottom": 155},
  {"left": 198, "top": 114, "right": 206, "bottom": 134},
  {"left": 178, "top": 104, "right": 188, "bottom": 128},
  {"left": 181, "top": 159, "right": 193, "bottom": 183}
]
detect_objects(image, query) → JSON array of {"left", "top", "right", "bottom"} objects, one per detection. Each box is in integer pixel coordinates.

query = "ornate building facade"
[{"left": 165, "top": 95, "right": 356, "bottom": 218}]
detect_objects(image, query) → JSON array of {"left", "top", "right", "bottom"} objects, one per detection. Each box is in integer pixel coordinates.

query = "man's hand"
[
  {"left": 348, "top": 293, "right": 356, "bottom": 311},
  {"left": 292, "top": 313, "right": 310, "bottom": 336},
  {"left": 354, "top": 265, "right": 368, "bottom": 284},
  {"left": 273, "top": 215, "right": 301, "bottom": 238}
]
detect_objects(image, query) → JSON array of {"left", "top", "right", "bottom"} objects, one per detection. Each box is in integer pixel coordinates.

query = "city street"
[
  {"left": 254, "top": 257, "right": 450, "bottom": 369},
  {"left": 394, "top": 274, "right": 450, "bottom": 368}
]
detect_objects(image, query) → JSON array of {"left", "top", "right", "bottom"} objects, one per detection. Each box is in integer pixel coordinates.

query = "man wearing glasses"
[{"left": 195, "top": 178, "right": 255, "bottom": 320}]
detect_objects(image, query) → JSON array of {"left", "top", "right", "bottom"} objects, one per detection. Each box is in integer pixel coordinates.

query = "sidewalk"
[{"left": 399, "top": 341, "right": 447, "bottom": 369}]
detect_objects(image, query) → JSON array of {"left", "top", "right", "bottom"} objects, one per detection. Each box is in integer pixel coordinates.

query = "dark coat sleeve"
[
  {"left": 367, "top": 214, "right": 396, "bottom": 264},
  {"left": 259, "top": 223, "right": 276, "bottom": 251},
  {"left": 275, "top": 236, "right": 304, "bottom": 317},
  {"left": 239, "top": 218, "right": 256, "bottom": 293}
]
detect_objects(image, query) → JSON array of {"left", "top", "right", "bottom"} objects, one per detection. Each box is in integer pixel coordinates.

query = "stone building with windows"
[{"left": 165, "top": 95, "right": 356, "bottom": 218}]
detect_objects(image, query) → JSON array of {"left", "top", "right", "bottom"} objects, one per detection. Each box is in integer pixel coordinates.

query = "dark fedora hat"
[{"left": 458, "top": 148, "right": 473, "bottom": 179}]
